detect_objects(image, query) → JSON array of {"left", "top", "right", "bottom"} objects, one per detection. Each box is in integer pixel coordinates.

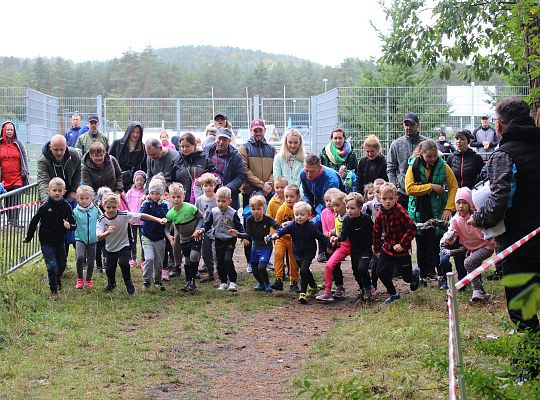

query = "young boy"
[
  {"left": 97, "top": 193, "right": 167, "bottom": 295},
  {"left": 140, "top": 179, "right": 170, "bottom": 291},
  {"left": 362, "top": 178, "right": 385, "bottom": 291},
  {"left": 272, "top": 201, "right": 331, "bottom": 304},
  {"left": 372, "top": 183, "right": 420, "bottom": 304},
  {"left": 272, "top": 184, "right": 301, "bottom": 292},
  {"left": 195, "top": 173, "right": 218, "bottom": 282},
  {"left": 230, "top": 195, "right": 281, "bottom": 292},
  {"left": 266, "top": 176, "right": 288, "bottom": 219},
  {"left": 24, "top": 177, "right": 77, "bottom": 297},
  {"left": 166, "top": 182, "right": 204, "bottom": 291},
  {"left": 195, "top": 186, "right": 244, "bottom": 292}
]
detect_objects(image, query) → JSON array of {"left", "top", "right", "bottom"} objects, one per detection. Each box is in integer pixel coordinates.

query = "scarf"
[{"left": 324, "top": 141, "right": 351, "bottom": 165}]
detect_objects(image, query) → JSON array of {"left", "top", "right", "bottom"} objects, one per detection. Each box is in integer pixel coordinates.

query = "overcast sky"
[{"left": 2, "top": 0, "right": 387, "bottom": 66}]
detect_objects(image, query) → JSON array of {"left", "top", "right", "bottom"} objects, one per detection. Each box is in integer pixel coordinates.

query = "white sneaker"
[
  {"left": 227, "top": 282, "right": 238, "bottom": 292},
  {"left": 217, "top": 283, "right": 228, "bottom": 291},
  {"left": 246, "top": 265, "right": 252, "bottom": 273}
]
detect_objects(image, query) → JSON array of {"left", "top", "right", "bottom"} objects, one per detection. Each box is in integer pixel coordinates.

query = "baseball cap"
[
  {"left": 250, "top": 119, "right": 266, "bottom": 130},
  {"left": 214, "top": 112, "right": 227, "bottom": 120},
  {"left": 88, "top": 115, "right": 99, "bottom": 122},
  {"left": 216, "top": 127, "right": 232, "bottom": 140},
  {"left": 403, "top": 113, "right": 419, "bottom": 124},
  {"left": 480, "top": 115, "right": 489, "bottom": 120}
]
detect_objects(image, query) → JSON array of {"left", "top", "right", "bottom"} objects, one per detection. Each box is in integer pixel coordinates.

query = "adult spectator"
[
  {"left": 387, "top": 112, "right": 428, "bottom": 209},
  {"left": 64, "top": 113, "right": 83, "bottom": 147},
  {"left": 436, "top": 131, "right": 456, "bottom": 155},
  {"left": 203, "top": 112, "right": 234, "bottom": 149},
  {"left": 145, "top": 138, "right": 179, "bottom": 187},
  {"left": 471, "top": 115, "right": 498, "bottom": 160},
  {"left": 36, "top": 134, "right": 81, "bottom": 202},
  {"left": 172, "top": 132, "right": 215, "bottom": 203},
  {"left": 109, "top": 121, "right": 147, "bottom": 191},
  {"left": 81, "top": 142, "right": 123, "bottom": 193},
  {"left": 273, "top": 128, "right": 305, "bottom": 193},
  {"left": 446, "top": 129, "right": 484, "bottom": 189},
  {"left": 75, "top": 115, "right": 109, "bottom": 156},
  {"left": 355, "top": 134, "right": 388, "bottom": 194},
  {"left": 0, "top": 121, "right": 30, "bottom": 227},
  {"left": 204, "top": 128, "right": 245, "bottom": 210},
  {"left": 319, "top": 126, "right": 358, "bottom": 172},
  {"left": 470, "top": 97, "right": 540, "bottom": 331}
]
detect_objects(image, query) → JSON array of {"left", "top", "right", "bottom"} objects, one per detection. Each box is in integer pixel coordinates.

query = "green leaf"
[
  {"left": 501, "top": 273, "right": 537, "bottom": 287},
  {"left": 508, "top": 283, "right": 540, "bottom": 320}
]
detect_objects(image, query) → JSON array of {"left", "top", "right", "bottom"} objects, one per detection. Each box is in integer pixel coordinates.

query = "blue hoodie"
[
  {"left": 140, "top": 200, "right": 168, "bottom": 241},
  {"left": 73, "top": 203, "right": 99, "bottom": 245},
  {"left": 300, "top": 165, "right": 343, "bottom": 222}
]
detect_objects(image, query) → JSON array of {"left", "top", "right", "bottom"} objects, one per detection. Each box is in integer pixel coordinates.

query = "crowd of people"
[{"left": 2, "top": 99, "right": 539, "bottom": 334}]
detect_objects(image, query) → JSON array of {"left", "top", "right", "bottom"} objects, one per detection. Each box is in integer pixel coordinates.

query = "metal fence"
[{"left": 0, "top": 184, "right": 42, "bottom": 275}]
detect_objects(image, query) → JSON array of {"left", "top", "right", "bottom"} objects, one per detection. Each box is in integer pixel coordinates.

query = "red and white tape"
[
  {"left": 455, "top": 226, "right": 540, "bottom": 290},
  {"left": 447, "top": 290, "right": 457, "bottom": 400},
  {"left": 0, "top": 201, "right": 41, "bottom": 213}
]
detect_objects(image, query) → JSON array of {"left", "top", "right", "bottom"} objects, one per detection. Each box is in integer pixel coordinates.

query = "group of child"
[{"left": 25, "top": 165, "right": 495, "bottom": 306}]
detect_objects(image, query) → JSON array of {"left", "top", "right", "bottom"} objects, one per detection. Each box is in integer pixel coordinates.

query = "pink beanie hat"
[{"left": 455, "top": 187, "right": 474, "bottom": 210}]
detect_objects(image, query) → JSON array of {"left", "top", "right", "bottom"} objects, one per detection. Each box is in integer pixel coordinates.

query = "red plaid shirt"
[{"left": 373, "top": 203, "right": 416, "bottom": 256}]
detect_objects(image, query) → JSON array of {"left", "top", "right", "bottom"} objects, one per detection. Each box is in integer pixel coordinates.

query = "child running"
[
  {"left": 195, "top": 172, "right": 218, "bottom": 283},
  {"left": 230, "top": 195, "right": 281, "bottom": 292},
  {"left": 166, "top": 183, "right": 204, "bottom": 292},
  {"left": 195, "top": 187, "right": 244, "bottom": 292},
  {"left": 272, "top": 184, "right": 301, "bottom": 292},
  {"left": 317, "top": 192, "right": 374, "bottom": 303},
  {"left": 73, "top": 185, "right": 99, "bottom": 289},
  {"left": 126, "top": 170, "right": 146, "bottom": 268},
  {"left": 266, "top": 176, "right": 288, "bottom": 219},
  {"left": 97, "top": 193, "right": 167, "bottom": 295},
  {"left": 140, "top": 179, "right": 169, "bottom": 291},
  {"left": 24, "top": 177, "right": 76, "bottom": 298},
  {"left": 446, "top": 187, "right": 495, "bottom": 303},
  {"left": 372, "top": 183, "right": 420, "bottom": 304},
  {"left": 272, "top": 201, "right": 331, "bottom": 304}
]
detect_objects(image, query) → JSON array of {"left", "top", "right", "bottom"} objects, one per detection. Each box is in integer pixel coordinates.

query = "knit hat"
[
  {"left": 455, "top": 187, "right": 474, "bottom": 210},
  {"left": 148, "top": 179, "right": 163, "bottom": 194},
  {"left": 133, "top": 170, "right": 147, "bottom": 182}
]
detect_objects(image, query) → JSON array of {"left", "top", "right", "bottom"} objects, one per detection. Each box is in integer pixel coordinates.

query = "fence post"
[
  {"left": 253, "top": 96, "right": 260, "bottom": 120},
  {"left": 176, "top": 99, "right": 181, "bottom": 134},
  {"left": 385, "top": 86, "right": 390, "bottom": 155},
  {"left": 447, "top": 272, "right": 466, "bottom": 400}
]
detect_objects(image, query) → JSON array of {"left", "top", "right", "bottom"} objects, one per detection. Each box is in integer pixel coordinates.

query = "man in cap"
[
  {"left": 471, "top": 115, "right": 498, "bottom": 161},
  {"left": 387, "top": 112, "right": 428, "bottom": 209},
  {"left": 75, "top": 115, "right": 109, "bottom": 156},
  {"left": 204, "top": 127, "right": 245, "bottom": 210}
]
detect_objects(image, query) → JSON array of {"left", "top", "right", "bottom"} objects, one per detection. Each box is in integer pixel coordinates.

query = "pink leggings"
[{"left": 324, "top": 240, "right": 351, "bottom": 292}]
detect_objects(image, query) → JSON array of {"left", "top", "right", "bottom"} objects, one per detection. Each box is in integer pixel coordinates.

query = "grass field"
[{"left": 0, "top": 248, "right": 529, "bottom": 399}]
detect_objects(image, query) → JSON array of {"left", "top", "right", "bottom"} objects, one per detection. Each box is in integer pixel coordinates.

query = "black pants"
[
  {"left": 351, "top": 251, "right": 372, "bottom": 290},
  {"left": 96, "top": 239, "right": 107, "bottom": 269},
  {"left": 242, "top": 194, "right": 252, "bottom": 263},
  {"left": 215, "top": 238, "right": 237, "bottom": 283},
  {"left": 296, "top": 258, "right": 316, "bottom": 294},
  {"left": 105, "top": 246, "right": 132, "bottom": 286},
  {"left": 370, "top": 254, "right": 379, "bottom": 288},
  {"left": 5, "top": 185, "right": 21, "bottom": 223},
  {"left": 416, "top": 229, "right": 440, "bottom": 278},
  {"left": 377, "top": 252, "right": 413, "bottom": 296},
  {"left": 181, "top": 240, "right": 201, "bottom": 282}
]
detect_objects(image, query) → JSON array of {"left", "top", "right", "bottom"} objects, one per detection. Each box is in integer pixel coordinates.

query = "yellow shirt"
[
  {"left": 405, "top": 161, "right": 458, "bottom": 211},
  {"left": 266, "top": 194, "right": 284, "bottom": 219}
]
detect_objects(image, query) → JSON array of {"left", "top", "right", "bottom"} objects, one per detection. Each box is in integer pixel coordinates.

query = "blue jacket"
[
  {"left": 73, "top": 204, "right": 99, "bottom": 245},
  {"left": 65, "top": 126, "right": 83, "bottom": 148},
  {"left": 300, "top": 166, "right": 343, "bottom": 222},
  {"left": 140, "top": 200, "right": 168, "bottom": 241},
  {"left": 275, "top": 220, "right": 330, "bottom": 260},
  {"left": 204, "top": 143, "right": 245, "bottom": 210}
]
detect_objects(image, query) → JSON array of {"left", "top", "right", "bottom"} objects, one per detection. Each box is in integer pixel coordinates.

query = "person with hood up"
[
  {"left": 0, "top": 121, "right": 30, "bottom": 227},
  {"left": 109, "top": 121, "right": 147, "bottom": 191},
  {"left": 81, "top": 142, "right": 123, "bottom": 193},
  {"left": 36, "top": 134, "right": 81, "bottom": 202}
]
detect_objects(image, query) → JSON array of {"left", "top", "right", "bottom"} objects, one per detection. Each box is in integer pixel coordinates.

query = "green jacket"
[
  {"left": 37, "top": 143, "right": 81, "bottom": 201},
  {"left": 75, "top": 131, "right": 109, "bottom": 156}
]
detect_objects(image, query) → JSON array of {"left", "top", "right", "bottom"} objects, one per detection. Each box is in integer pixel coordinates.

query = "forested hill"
[{"left": 0, "top": 46, "right": 512, "bottom": 98}]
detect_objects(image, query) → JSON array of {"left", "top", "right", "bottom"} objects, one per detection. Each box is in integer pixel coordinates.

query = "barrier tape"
[
  {"left": 0, "top": 201, "right": 41, "bottom": 213},
  {"left": 447, "top": 289, "right": 457, "bottom": 400},
  {"left": 455, "top": 226, "right": 540, "bottom": 290}
]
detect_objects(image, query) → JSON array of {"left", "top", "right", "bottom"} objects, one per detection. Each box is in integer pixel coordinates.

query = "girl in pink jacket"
[{"left": 446, "top": 187, "right": 495, "bottom": 303}]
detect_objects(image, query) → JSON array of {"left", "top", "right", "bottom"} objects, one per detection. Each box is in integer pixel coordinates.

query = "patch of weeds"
[{"left": 295, "top": 377, "right": 377, "bottom": 400}]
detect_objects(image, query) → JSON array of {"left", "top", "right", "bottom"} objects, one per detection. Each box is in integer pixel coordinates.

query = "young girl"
[
  {"left": 272, "top": 184, "right": 301, "bottom": 292},
  {"left": 266, "top": 176, "right": 288, "bottom": 219},
  {"left": 195, "top": 173, "right": 218, "bottom": 282},
  {"left": 272, "top": 201, "right": 331, "bottom": 304},
  {"left": 326, "top": 191, "right": 348, "bottom": 298},
  {"left": 152, "top": 173, "right": 176, "bottom": 280},
  {"left": 126, "top": 170, "right": 146, "bottom": 268},
  {"left": 95, "top": 186, "right": 113, "bottom": 274},
  {"left": 320, "top": 187, "right": 344, "bottom": 284},
  {"left": 166, "top": 183, "right": 204, "bottom": 291},
  {"left": 273, "top": 129, "right": 305, "bottom": 194},
  {"left": 405, "top": 139, "right": 458, "bottom": 285},
  {"left": 73, "top": 185, "right": 99, "bottom": 289},
  {"left": 160, "top": 131, "right": 176, "bottom": 150},
  {"left": 363, "top": 183, "right": 375, "bottom": 202},
  {"left": 446, "top": 187, "right": 495, "bottom": 303}
]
